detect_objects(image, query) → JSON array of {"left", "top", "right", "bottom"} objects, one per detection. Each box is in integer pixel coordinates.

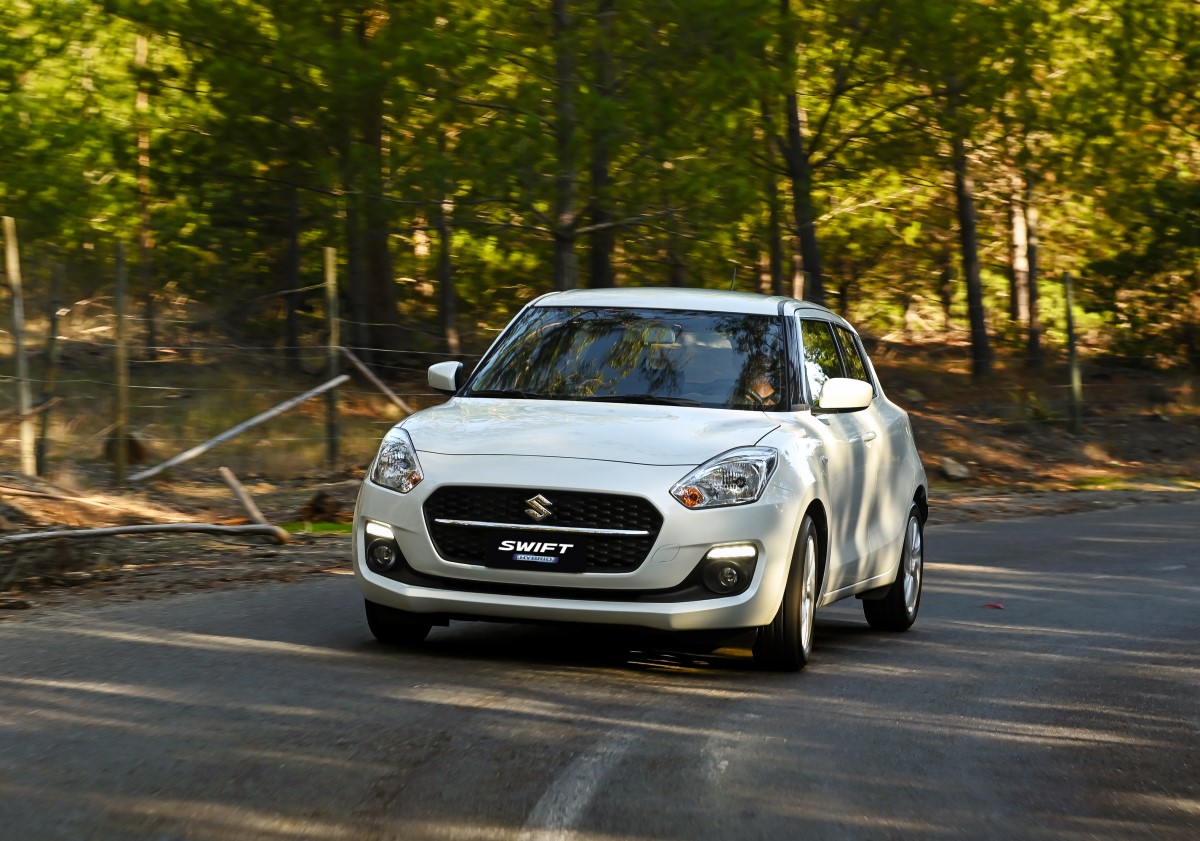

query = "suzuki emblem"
[{"left": 525, "top": 494, "right": 553, "bottom": 522}]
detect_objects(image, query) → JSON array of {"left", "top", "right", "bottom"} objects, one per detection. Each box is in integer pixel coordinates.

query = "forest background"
[{"left": 2, "top": 0, "right": 1199, "bottom": 488}]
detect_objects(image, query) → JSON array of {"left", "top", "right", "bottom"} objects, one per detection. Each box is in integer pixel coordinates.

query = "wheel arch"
[
  {"left": 913, "top": 484, "right": 929, "bottom": 524},
  {"left": 802, "top": 499, "right": 830, "bottom": 598}
]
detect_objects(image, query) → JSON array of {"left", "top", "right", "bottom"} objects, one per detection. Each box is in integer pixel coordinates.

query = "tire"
[
  {"left": 863, "top": 505, "right": 923, "bottom": 631},
  {"left": 365, "top": 599, "right": 432, "bottom": 646},
  {"left": 754, "top": 515, "right": 819, "bottom": 672}
]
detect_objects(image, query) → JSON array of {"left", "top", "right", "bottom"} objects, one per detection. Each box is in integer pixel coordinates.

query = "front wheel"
[
  {"left": 365, "top": 599, "right": 432, "bottom": 646},
  {"left": 754, "top": 515, "right": 819, "bottom": 672},
  {"left": 863, "top": 505, "right": 923, "bottom": 631}
]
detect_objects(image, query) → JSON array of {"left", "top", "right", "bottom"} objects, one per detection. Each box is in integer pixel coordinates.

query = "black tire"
[
  {"left": 863, "top": 505, "right": 923, "bottom": 631},
  {"left": 365, "top": 599, "right": 432, "bottom": 646},
  {"left": 754, "top": 515, "right": 819, "bottom": 672}
]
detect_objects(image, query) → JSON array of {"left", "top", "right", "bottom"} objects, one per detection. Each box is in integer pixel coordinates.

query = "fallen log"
[
  {"left": 218, "top": 466, "right": 289, "bottom": 544},
  {"left": 0, "top": 522, "right": 289, "bottom": 547}
]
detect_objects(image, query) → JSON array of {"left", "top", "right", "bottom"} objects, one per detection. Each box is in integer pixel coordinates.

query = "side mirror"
[
  {"left": 428, "top": 361, "right": 464, "bottom": 394},
  {"left": 816, "top": 377, "right": 874, "bottom": 412}
]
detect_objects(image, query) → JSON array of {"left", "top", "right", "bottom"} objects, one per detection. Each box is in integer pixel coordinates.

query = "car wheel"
[
  {"left": 863, "top": 505, "right": 923, "bottom": 631},
  {"left": 753, "top": 514, "right": 818, "bottom": 672},
  {"left": 365, "top": 599, "right": 432, "bottom": 646}
]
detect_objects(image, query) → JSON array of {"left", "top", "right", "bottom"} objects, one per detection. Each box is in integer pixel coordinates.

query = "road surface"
[{"left": 1, "top": 501, "right": 1197, "bottom": 840}]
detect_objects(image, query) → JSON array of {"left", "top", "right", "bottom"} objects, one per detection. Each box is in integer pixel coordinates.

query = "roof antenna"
[{"left": 729, "top": 264, "right": 738, "bottom": 291}]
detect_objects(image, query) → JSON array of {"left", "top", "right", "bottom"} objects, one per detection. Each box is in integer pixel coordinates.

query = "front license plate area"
[{"left": 483, "top": 531, "right": 588, "bottom": 573}]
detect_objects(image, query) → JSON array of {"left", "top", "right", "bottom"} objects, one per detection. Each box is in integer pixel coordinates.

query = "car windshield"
[{"left": 465, "top": 307, "right": 788, "bottom": 410}]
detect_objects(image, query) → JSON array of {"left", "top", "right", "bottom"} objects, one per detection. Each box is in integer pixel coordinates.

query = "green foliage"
[{"left": 0, "top": 0, "right": 1196, "bottom": 370}]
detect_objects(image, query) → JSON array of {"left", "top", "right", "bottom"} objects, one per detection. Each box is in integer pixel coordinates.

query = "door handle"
[{"left": 862, "top": 431, "right": 877, "bottom": 443}]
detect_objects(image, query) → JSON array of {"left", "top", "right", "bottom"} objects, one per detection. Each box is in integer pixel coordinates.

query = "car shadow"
[{"left": 362, "top": 613, "right": 882, "bottom": 676}]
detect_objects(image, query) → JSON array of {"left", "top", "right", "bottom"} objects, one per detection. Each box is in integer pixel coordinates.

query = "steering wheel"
[{"left": 743, "top": 387, "right": 777, "bottom": 408}]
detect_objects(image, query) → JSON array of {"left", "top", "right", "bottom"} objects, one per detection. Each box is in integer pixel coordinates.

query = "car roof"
[{"left": 530, "top": 286, "right": 847, "bottom": 322}]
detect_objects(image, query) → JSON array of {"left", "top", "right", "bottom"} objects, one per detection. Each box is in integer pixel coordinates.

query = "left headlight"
[
  {"left": 670, "top": 447, "right": 778, "bottom": 509},
  {"left": 370, "top": 427, "right": 423, "bottom": 493}
]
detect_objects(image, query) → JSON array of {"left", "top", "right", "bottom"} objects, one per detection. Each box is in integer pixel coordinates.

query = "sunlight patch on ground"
[
  {"left": 85, "top": 793, "right": 364, "bottom": 840},
  {"left": 40, "top": 620, "right": 358, "bottom": 660},
  {"left": 1115, "top": 792, "right": 1200, "bottom": 817},
  {"left": 0, "top": 675, "right": 194, "bottom": 703}
]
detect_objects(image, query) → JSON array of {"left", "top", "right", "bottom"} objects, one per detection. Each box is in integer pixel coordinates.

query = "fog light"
[
  {"left": 703, "top": 561, "right": 744, "bottom": 594},
  {"left": 366, "top": 538, "right": 400, "bottom": 573},
  {"left": 700, "top": 544, "right": 758, "bottom": 596}
]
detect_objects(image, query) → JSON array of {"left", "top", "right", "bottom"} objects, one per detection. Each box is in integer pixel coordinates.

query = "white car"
[{"left": 353, "top": 287, "right": 927, "bottom": 670}]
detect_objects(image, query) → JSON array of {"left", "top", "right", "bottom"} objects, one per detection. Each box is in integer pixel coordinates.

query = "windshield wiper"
[
  {"left": 466, "top": 388, "right": 548, "bottom": 400},
  {"left": 578, "top": 393, "right": 701, "bottom": 407}
]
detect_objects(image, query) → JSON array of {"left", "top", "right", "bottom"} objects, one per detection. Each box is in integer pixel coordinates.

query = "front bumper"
[{"left": 352, "top": 452, "right": 810, "bottom": 631}]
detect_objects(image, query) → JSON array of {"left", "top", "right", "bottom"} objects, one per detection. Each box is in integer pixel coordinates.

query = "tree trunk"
[
  {"left": 1024, "top": 172, "right": 1042, "bottom": 367},
  {"left": 283, "top": 184, "right": 302, "bottom": 373},
  {"left": 135, "top": 32, "right": 157, "bottom": 360},
  {"left": 763, "top": 110, "right": 785, "bottom": 296},
  {"left": 552, "top": 0, "right": 579, "bottom": 291},
  {"left": 436, "top": 205, "right": 459, "bottom": 356},
  {"left": 951, "top": 132, "right": 992, "bottom": 379},
  {"left": 779, "top": 0, "right": 825, "bottom": 305},
  {"left": 938, "top": 246, "right": 954, "bottom": 331},
  {"left": 435, "top": 132, "right": 459, "bottom": 357},
  {"left": 1008, "top": 183, "right": 1030, "bottom": 325},
  {"left": 662, "top": 179, "right": 687, "bottom": 287},
  {"left": 667, "top": 232, "right": 687, "bottom": 287},
  {"left": 360, "top": 89, "right": 400, "bottom": 352},
  {"left": 348, "top": 11, "right": 402, "bottom": 356},
  {"left": 341, "top": 145, "right": 369, "bottom": 363},
  {"left": 588, "top": 0, "right": 616, "bottom": 288}
]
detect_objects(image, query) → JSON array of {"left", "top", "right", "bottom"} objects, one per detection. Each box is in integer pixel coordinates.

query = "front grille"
[{"left": 424, "top": 486, "right": 664, "bottom": 573}]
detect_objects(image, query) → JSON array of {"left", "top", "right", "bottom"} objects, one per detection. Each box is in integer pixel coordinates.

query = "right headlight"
[
  {"left": 670, "top": 447, "right": 778, "bottom": 509},
  {"left": 370, "top": 426, "right": 423, "bottom": 493}
]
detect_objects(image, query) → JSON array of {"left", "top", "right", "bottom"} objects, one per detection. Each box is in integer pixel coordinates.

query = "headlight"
[
  {"left": 670, "top": 447, "right": 778, "bottom": 509},
  {"left": 370, "top": 427, "right": 423, "bottom": 493}
]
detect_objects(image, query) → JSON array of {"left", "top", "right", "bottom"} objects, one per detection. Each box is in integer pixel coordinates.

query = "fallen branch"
[
  {"left": 129, "top": 374, "right": 350, "bottom": 483},
  {"left": 219, "top": 466, "right": 289, "bottom": 544},
  {"left": 339, "top": 347, "right": 413, "bottom": 414},
  {"left": 0, "top": 396, "right": 62, "bottom": 426},
  {"left": 0, "top": 485, "right": 126, "bottom": 511},
  {"left": 0, "top": 522, "right": 289, "bottom": 547}
]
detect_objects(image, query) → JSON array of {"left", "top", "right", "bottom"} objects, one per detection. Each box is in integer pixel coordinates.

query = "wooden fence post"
[
  {"left": 325, "top": 246, "right": 339, "bottom": 470},
  {"left": 36, "top": 263, "right": 64, "bottom": 474},
  {"left": 3, "top": 216, "right": 36, "bottom": 475}
]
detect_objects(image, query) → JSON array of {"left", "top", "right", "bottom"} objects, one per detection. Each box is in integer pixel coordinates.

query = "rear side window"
[
  {"left": 799, "top": 320, "right": 844, "bottom": 404},
  {"left": 833, "top": 325, "right": 872, "bottom": 387}
]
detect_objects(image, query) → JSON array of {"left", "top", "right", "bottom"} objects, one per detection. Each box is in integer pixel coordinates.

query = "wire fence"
[{"left": 1, "top": 287, "right": 1197, "bottom": 485}]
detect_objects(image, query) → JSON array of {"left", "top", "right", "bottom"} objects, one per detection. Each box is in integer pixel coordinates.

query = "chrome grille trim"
[{"left": 433, "top": 518, "right": 650, "bottom": 537}]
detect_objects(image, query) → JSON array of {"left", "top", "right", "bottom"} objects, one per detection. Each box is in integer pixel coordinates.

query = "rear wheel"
[
  {"left": 365, "top": 599, "right": 432, "bottom": 646},
  {"left": 863, "top": 505, "right": 923, "bottom": 631},
  {"left": 754, "top": 515, "right": 819, "bottom": 672}
]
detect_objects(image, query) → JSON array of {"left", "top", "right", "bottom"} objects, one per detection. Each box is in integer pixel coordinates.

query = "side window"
[
  {"left": 832, "top": 325, "right": 872, "bottom": 388},
  {"left": 799, "top": 320, "right": 845, "bottom": 404}
]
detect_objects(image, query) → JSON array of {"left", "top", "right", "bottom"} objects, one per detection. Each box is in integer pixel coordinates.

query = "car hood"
[{"left": 402, "top": 398, "right": 779, "bottom": 466}]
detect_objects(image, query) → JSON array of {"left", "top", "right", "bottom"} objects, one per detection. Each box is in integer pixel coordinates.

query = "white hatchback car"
[{"left": 353, "top": 288, "right": 927, "bottom": 670}]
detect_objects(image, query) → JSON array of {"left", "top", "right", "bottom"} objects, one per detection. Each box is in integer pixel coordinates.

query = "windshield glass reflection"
[{"left": 466, "top": 307, "right": 788, "bottom": 410}]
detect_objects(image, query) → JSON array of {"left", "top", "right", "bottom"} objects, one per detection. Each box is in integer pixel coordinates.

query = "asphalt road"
[{"left": 1, "top": 501, "right": 1198, "bottom": 841}]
